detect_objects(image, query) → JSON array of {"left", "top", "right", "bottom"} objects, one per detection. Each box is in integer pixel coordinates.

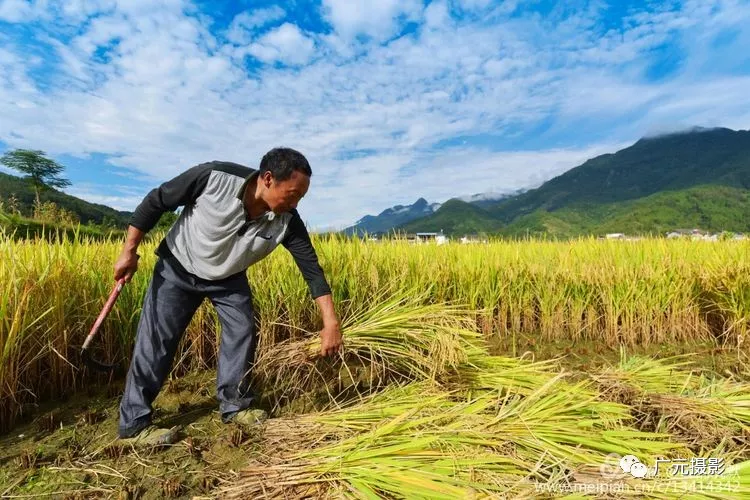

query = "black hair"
[{"left": 259, "top": 147, "right": 312, "bottom": 181}]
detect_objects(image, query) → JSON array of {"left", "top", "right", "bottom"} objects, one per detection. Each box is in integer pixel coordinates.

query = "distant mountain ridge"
[
  {"left": 343, "top": 192, "right": 513, "bottom": 235},
  {"left": 0, "top": 171, "right": 133, "bottom": 226},
  {"left": 344, "top": 197, "right": 442, "bottom": 236},
  {"left": 346, "top": 127, "right": 750, "bottom": 237},
  {"left": 485, "top": 127, "right": 750, "bottom": 224},
  {"left": 398, "top": 198, "right": 503, "bottom": 235}
]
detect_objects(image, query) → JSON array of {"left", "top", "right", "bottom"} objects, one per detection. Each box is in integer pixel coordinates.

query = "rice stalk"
[
  {"left": 223, "top": 393, "right": 541, "bottom": 499},
  {"left": 594, "top": 354, "right": 750, "bottom": 452},
  {"left": 226, "top": 370, "right": 685, "bottom": 499},
  {"left": 593, "top": 352, "right": 705, "bottom": 398},
  {"left": 252, "top": 290, "right": 485, "bottom": 413},
  {"left": 1, "top": 231, "right": 749, "bottom": 431},
  {"left": 453, "top": 355, "right": 564, "bottom": 396}
]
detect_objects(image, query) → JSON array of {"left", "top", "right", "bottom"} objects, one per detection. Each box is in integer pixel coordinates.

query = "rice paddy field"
[{"left": 1, "top": 229, "right": 749, "bottom": 498}]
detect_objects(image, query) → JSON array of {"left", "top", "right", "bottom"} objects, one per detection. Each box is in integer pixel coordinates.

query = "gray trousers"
[{"left": 118, "top": 255, "right": 258, "bottom": 438}]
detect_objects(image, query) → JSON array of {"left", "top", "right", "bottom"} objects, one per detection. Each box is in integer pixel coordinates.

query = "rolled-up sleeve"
[{"left": 281, "top": 209, "right": 332, "bottom": 299}]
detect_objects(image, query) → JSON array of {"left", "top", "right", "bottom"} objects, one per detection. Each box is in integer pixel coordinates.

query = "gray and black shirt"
[{"left": 129, "top": 161, "right": 332, "bottom": 298}]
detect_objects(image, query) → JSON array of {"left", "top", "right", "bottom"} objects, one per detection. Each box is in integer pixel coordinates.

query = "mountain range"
[
  {"left": 344, "top": 127, "right": 750, "bottom": 238},
  {"left": 344, "top": 197, "right": 443, "bottom": 236},
  {"left": 0, "top": 171, "right": 133, "bottom": 226},
  {"left": 2, "top": 127, "right": 749, "bottom": 238}
]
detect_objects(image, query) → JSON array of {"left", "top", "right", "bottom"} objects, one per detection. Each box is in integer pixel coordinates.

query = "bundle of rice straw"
[
  {"left": 252, "top": 289, "right": 484, "bottom": 413},
  {"left": 593, "top": 354, "right": 750, "bottom": 451},
  {"left": 222, "top": 374, "right": 684, "bottom": 499}
]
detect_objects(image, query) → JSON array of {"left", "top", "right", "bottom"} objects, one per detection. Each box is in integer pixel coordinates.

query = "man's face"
[{"left": 262, "top": 169, "right": 310, "bottom": 214}]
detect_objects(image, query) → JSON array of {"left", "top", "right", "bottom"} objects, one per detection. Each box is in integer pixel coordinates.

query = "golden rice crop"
[
  {"left": 1, "top": 229, "right": 748, "bottom": 433},
  {"left": 2, "top": 225, "right": 749, "bottom": 499}
]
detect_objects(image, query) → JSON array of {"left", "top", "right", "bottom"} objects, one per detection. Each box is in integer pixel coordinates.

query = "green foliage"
[
  {"left": 0, "top": 171, "right": 132, "bottom": 227},
  {"left": 0, "top": 211, "right": 124, "bottom": 241},
  {"left": 0, "top": 149, "right": 71, "bottom": 206},
  {"left": 100, "top": 215, "right": 120, "bottom": 229},
  {"left": 154, "top": 210, "right": 180, "bottom": 231},
  {"left": 397, "top": 198, "right": 503, "bottom": 235},
  {"left": 498, "top": 185, "right": 750, "bottom": 238}
]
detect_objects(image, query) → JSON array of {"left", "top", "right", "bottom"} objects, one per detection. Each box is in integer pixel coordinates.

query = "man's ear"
[{"left": 262, "top": 171, "right": 273, "bottom": 187}]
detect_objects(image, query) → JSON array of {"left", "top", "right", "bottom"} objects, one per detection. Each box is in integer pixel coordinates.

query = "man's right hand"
[
  {"left": 114, "top": 250, "right": 140, "bottom": 283},
  {"left": 115, "top": 225, "right": 146, "bottom": 283}
]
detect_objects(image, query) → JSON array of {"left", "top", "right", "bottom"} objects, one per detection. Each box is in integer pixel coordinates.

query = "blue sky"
[{"left": 1, "top": 0, "right": 749, "bottom": 230}]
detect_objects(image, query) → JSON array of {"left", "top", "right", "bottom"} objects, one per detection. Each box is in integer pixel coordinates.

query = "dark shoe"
[
  {"left": 226, "top": 408, "right": 268, "bottom": 428},
  {"left": 118, "top": 425, "right": 180, "bottom": 447}
]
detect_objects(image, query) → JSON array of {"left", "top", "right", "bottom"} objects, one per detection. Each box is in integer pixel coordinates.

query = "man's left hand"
[{"left": 319, "top": 322, "right": 343, "bottom": 357}]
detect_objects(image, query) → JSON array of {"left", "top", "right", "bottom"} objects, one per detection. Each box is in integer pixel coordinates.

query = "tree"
[
  {"left": 0, "top": 149, "right": 71, "bottom": 207},
  {"left": 101, "top": 215, "right": 119, "bottom": 229},
  {"left": 154, "top": 210, "right": 180, "bottom": 232}
]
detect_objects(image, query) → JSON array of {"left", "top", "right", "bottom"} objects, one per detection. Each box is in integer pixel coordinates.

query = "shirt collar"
[
  {"left": 236, "top": 168, "right": 259, "bottom": 200},
  {"left": 236, "top": 169, "right": 276, "bottom": 221}
]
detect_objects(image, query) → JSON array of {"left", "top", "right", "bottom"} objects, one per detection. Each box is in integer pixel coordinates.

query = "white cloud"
[
  {"left": 321, "top": 0, "right": 423, "bottom": 40},
  {"left": 407, "top": 143, "right": 627, "bottom": 201},
  {"left": 226, "top": 6, "right": 286, "bottom": 45},
  {"left": 302, "top": 142, "right": 624, "bottom": 231},
  {"left": 0, "top": 0, "right": 39, "bottom": 22},
  {"left": 64, "top": 185, "right": 147, "bottom": 212},
  {"left": 246, "top": 23, "right": 315, "bottom": 65},
  {"left": 424, "top": 1, "right": 451, "bottom": 29}
]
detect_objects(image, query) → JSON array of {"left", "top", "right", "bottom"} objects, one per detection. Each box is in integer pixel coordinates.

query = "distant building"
[
  {"left": 415, "top": 231, "right": 448, "bottom": 245},
  {"left": 666, "top": 229, "right": 704, "bottom": 239},
  {"left": 605, "top": 233, "right": 625, "bottom": 239},
  {"left": 664, "top": 229, "right": 746, "bottom": 241}
]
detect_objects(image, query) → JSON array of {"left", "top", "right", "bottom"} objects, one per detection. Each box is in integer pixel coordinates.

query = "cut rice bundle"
[
  {"left": 252, "top": 290, "right": 485, "bottom": 413},
  {"left": 594, "top": 354, "right": 750, "bottom": 452},
  {"left": 224, "top": 373, "right": 683, "bottom": 499}
]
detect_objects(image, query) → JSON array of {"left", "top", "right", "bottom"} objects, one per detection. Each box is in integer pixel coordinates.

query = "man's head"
[{"left": 257, "top": 147, "right": 311, "bottom": 214}]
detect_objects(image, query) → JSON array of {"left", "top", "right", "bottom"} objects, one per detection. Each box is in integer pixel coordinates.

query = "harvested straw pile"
[
  {"left": 222, "top": 377, "right": 680, "bottom": 499},
  {"left": 594, "top": 354, "right": 750, "bottom": 453},
  {"left": 252, "top": 291, "right": 484, "bottom": 413},
  {"left": 593, "top": 353, "right": 704, "bottom": 398},
  {"left": 220, "top": 296, "right": 750, "bottom": 499}
]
